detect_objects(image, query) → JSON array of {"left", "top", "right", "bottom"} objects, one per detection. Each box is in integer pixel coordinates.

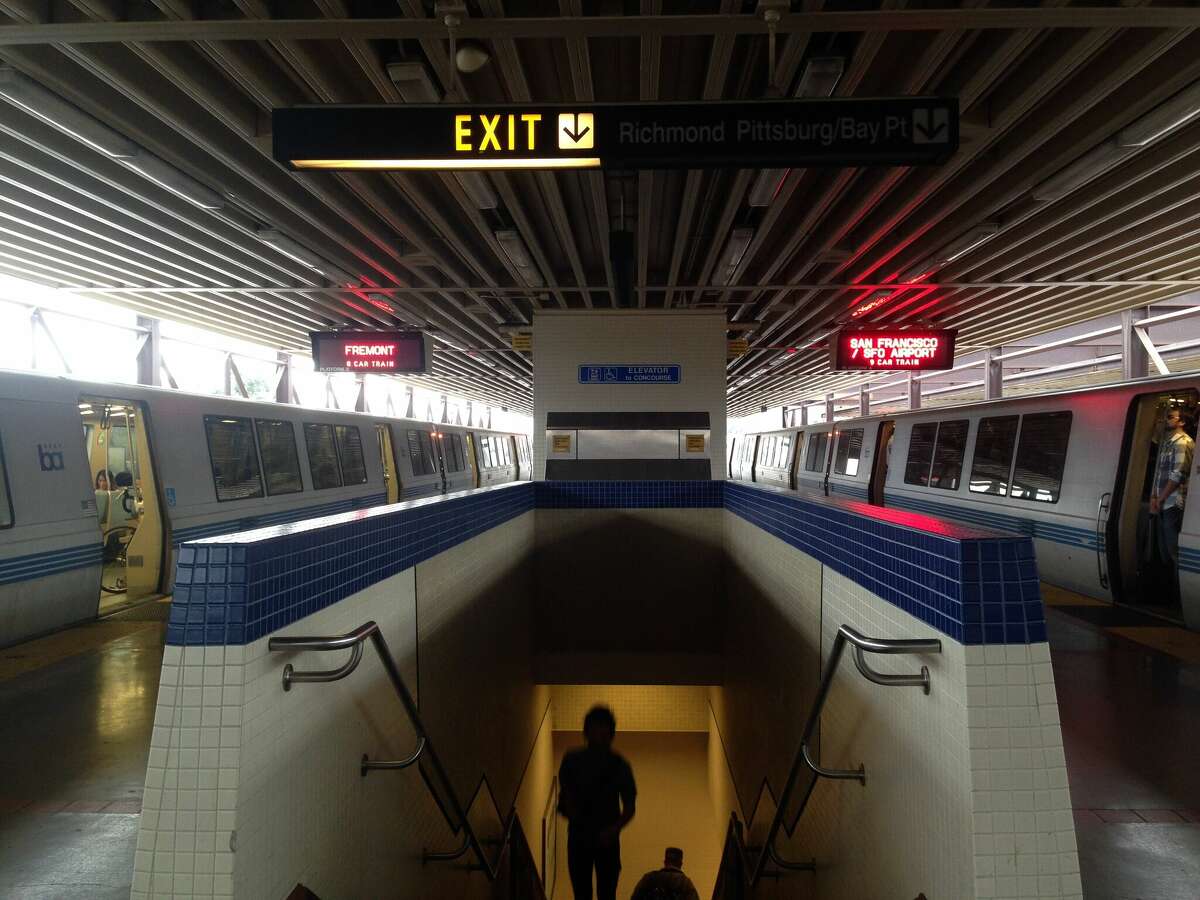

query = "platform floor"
[{"left": 0, "top": 593, "right": 1196, "bottom": 899}]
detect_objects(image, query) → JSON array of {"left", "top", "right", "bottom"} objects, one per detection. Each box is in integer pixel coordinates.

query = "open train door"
[
  {"left": 1109, "top": 389, "right": 1198, "bottom": 622},
  {"left": 79, "top": 396, "right": 166, "bottom": 615},
  {"left": 868, "top": 420, "right": 895, "bottom": 506},
  {"left": 375, "top": 423, "right": 400, "bottom": 504}
]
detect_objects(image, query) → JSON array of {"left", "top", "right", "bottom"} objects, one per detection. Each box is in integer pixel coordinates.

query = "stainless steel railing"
[
  {"left": 268, "top": 621, "right": 518, "bottom": 881},
  {"left": 718, "top": 624, "right": 942, "bottom": 890}
]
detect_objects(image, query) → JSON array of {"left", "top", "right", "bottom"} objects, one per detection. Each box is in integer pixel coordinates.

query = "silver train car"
[
  {"left": 729, "top": 374, "right": 1200, "bottom": 630},
  {"left": 0, "top": 369, "right": 532, "bottom": 647}
]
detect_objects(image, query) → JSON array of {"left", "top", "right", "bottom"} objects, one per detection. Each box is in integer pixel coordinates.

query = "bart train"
[
  {"left": 730, "top": 373, "right": 1200, "bottom": 630},
  {"left": 0, "top": 369, "right": 532, "bottom": 647}
]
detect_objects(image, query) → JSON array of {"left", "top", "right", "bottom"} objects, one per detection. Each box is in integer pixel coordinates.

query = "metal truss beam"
[{"left": 0, "top": 10, "right": 1196, "bottom": 46}]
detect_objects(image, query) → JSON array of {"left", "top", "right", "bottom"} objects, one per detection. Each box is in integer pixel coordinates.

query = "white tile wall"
[
  {"left": 132, "top": 512, "right": 545, "bottom": 900},
  {"left": 715, "top": 512, "right": 1081, "bottom": 900},
  {"left": 531, "top": 311, "right": 729, "bottom": 477}
]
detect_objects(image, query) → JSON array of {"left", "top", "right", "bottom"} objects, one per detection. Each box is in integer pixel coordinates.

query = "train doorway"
[
  {"left": 79, "top": 397, "right": 165, "bottom": 615},
  {"left": 376, "top": 424, "right": 400, "bottom": 504},
  {"left": 1110, "top": 389, "right": 1199, "bottom": 620},
  {"left": 869, "top": 420, "right": 895, "bottom": 506}
]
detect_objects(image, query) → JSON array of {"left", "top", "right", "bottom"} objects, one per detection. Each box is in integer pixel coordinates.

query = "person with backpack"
[{"left": 629, "top": 847, "right": 700, "bottom": 900}]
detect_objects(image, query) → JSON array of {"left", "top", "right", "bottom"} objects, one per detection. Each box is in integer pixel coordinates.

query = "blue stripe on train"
[
  {"left": 884, "top": 492, "right": 1102, "bottom": 551},
  {"left": 0, "top": 543, "right": 102, "bottom": 586},
  {"left": 172, "top": 492, "right": 389, "bottom": 545}
]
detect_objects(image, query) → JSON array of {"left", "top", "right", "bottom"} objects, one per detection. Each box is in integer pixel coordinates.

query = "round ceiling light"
[{"left": 455, "top": 41, "right": 491, "bottom": 74}]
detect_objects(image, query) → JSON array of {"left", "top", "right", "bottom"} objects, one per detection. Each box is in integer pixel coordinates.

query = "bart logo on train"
[{"left": 38, "top": 442, "right": 65, "bottom": 472}]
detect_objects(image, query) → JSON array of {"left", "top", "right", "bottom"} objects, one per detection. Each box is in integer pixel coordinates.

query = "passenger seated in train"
[{"left": 1149, "top": 407, "right": 1195, "bottom": 604}]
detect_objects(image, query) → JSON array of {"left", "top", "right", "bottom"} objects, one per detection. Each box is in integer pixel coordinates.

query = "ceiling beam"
[{"left": 0, "top": 10, "right": 1195, "bottom": 46}]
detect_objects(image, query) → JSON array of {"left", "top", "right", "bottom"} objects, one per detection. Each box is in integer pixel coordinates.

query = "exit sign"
[
  {"left": 310, "top": 331, "right": 430, "bottom": 374},
  {"left": 830, "top": 328, "right": 957, "bottom": 371},
  {"left": 273, "top": 99, "right": 958, "bottom": 172}
]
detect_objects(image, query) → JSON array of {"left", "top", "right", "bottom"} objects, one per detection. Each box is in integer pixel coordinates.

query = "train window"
[
  {"left": 457, "top": 435, "right": 469, "bottom": 470},
  {"left": 969, "top": 416, "right": 1020, "bottom": 496},
  {"left": 405, "top": 430, "right": 423, "bottom": 476},
  {"left": 1010, "top": 411, "right": 1072, "bottom": 503},
  {"left": 334, "top": 426, "right": 368, "bottom": 485},
  {"left": 254, "top": 420, "right": 303, "bottom": 496},
  {"left": 204, "top": 416, "right": 265, "bottom": 502},
  {"left": 929, "top": 420, "right": 969, "bottom": 490},
  {"left": 833, "top": 428, "right": 865, "bottom": 476},
  {"left": 778, "top": 435, "right": 792, "bottom": 468},
  {"left": 500, "top": 439, "right": 511, "bottom": 466},
  {"left": 903, "top": 422, "right": 939, "bottom": 486},
  {"left": 0, "top": 430, "right": 12, "bottom": 527},
  {"left": 805, "top": 432, "right": 830, "bottom": 472},
  {"left": 303, "top": 423, "right": 343, "bottom": 489},
  {"left": 418, "top": 431, "right": 438, "bottom": 474}
]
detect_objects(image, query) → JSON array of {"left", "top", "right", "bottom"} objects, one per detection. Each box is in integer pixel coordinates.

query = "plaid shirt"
[{"left": 1154, "top": 430, "right": 1194, "bottom": 511}]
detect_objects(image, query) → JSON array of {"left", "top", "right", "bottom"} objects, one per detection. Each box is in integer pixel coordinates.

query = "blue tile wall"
[
  {"left": 167, "top": 483, "right": 534, "bottom": 646},
  {"left": 725, "top": 482, "right": 1045, "bottom": 645},
  {"left": 169, "top": 477, "right": 1044, "bottom": 648},
  {"left": 535, "top": 480, "right": 724, "bottom": 508}
]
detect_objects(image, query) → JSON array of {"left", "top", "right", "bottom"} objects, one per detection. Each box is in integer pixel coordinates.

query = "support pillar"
[
  {"left": 1122, "top": 308, "right": 1149, "bottom": 380},
  {"left": 907, "top": 372, "right": 921, "bottom": 410},
  {"left": 800, "top": 403, "right": 808, "bottom": 427},
  {"left": 984, "top": 347, "right": 1003, "bottom": 401},
  {"left": 859, "top": 383, "right": 870, "bottom": 418},
  {"left": 275, "top": 352, "right": 292, "bottom": 404},
  {"left": 825, "top": 392, "right": 834, "bottom": 424},
  {"left": 355, "top": 374, "right": 367, "bottom": 412},
  {"left": 136, "top": 316, "right": 161, "bottom": 386}
]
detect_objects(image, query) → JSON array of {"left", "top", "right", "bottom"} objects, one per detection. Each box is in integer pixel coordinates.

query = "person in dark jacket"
[
  {"left": 630, "top": 847, "right": 700, "bottom": 900},
  {"left": 557, "top": 705, "right": 636, "bottom": 900}
]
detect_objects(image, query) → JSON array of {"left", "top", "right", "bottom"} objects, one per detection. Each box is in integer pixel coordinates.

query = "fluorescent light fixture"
[
  {"left": 1117, "top": 80, "right": 1200, "bottom": 147},
  {"left": 495, "top": 229, "right": 544, "bottom": 287},
  {"left": 124, "top": 150, "right": 224, "bottom": 209},
  {"left": 899, "top": 258, "right": 936, "bottom": 282},
  {"left": 748, "top": 58, "right": 844, "bottom": 209},
  {"left": 386, "top": 61, "right": 442, "bottom": 103},
  {"left": 713, "top": 227, "right": 755, "bottom": 286},
  {"left": 257, "top": 228, "right": 325, "bottom": 272},
  {"left": 290, "top": 157, "right": 601, "bottom": 171},
  {"left": 455, "top": 171, "right": 499, "bottom": 209},
  {"left": 941, "top": 221, "right": 1001, "bottom": 262},
  {"left": 748, "top": 169, "right": 788, "bottom": 208},
  {"left": 795, "top": 57, "right": 845, "bottom": 100},
  {"left": 0, "top": 67, "right": 137, "bottom": 159},
  {"left": 1031, "top": 141, "right": 1130, "bottom": 201}
]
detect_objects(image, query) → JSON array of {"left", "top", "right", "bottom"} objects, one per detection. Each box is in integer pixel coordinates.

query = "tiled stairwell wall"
[
  {"left": 715, "top": 483, "right": 1081, "bottom": 900},
  {"left": 131, "top": 484, "right": 547, "bottom": 900}
]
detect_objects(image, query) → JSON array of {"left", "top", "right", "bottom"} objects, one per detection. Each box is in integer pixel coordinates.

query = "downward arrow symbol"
[
  {"left": 915, "top": 119, "right": 947, "bottom": 141},
  {"left": 562, "top": 113, "right": 590, "bottom": 143}
]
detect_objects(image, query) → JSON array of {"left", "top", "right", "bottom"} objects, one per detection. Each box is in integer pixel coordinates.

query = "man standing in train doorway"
[
  {"left": 558, "top": 705, "right": 637, "bottom": 900},
  {"left": 1150, "top": 406, "right": 1195, "bottom": 604}
]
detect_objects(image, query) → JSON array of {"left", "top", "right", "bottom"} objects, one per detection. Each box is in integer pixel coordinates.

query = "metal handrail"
[
  {"left": 720, "top": 624, "right": 942, "bottom": 889},
  {"left": 268, "top": 621, "right": 511, "bottom": 880}
]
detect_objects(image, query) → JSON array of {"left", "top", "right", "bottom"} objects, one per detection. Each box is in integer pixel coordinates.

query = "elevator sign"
[
  {"left": 311, "top": 331, "right": 430, "bottom": 374},
  {"left": 831, "top": 329, "right": 957, "bottom": 371},
  {"left": 273, "top": 98, "right": 958, "bottom": 172}
]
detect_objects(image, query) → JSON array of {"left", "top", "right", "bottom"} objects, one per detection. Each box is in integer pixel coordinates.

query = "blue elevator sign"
[{"left": 578, "top": 365, "right": 681, "bottom": 384}]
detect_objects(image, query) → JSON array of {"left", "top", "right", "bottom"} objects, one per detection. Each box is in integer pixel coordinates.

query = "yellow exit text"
[{"left": 455, "top": 114, "right": 543, "bottom": 152}]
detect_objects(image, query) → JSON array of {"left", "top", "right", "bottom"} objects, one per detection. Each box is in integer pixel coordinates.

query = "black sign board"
[
  {"left": 311, "top": 331, "right": 430, "bottom": 374},
  {"left": 273, "top": 98, "right": 958, "bottom": 172},
  {"left": 830, "top": 328, "right": 958, "bottom": 371}
]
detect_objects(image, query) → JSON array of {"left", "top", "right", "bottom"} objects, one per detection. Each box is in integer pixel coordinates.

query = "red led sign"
[
  {"left": 310, "top": 331, "right": 429, "bottom": 374},
  {"left": 830, "top": 328, "right": 957, "bottom": 371}
]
